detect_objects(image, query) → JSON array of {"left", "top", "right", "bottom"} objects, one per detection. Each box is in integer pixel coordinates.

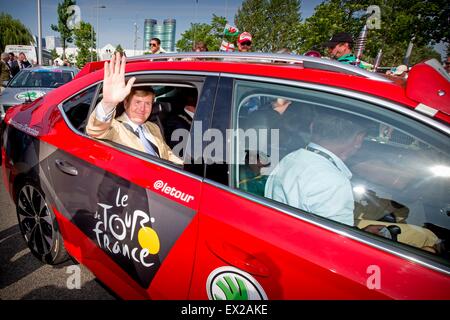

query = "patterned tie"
[{"left": 135, "top": 125, "right": 158, "bottom": 157}]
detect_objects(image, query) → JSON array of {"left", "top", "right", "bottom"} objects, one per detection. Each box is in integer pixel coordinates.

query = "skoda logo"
[
  {"left": 206, "top": 266, "right": 268, "bottom": 300},
  {"left": 15, "top": 91, "right": 46, "bottom": 101}
]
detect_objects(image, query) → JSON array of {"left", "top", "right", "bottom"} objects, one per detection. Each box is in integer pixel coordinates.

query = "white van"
[
  {"left": 5, "top": 45, "right": 37, "bottom": 64},
  {"left": 4, "top": 45, "right": 52, "bottom": 66}
]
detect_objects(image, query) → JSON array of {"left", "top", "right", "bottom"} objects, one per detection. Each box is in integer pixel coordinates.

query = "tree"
[
  {"left": 0, "top": 13, "right": 34, "bottom": 52},
  {"left": 51, "top": 0, "right": 76, "bottom": 59},
  {"left": 50, "top": 48, "right": 59, "bottom": 60},
  {"left": 235, "top": 0, "right": 301, "bottom": 52},
  {"left": 295, "top": 0, "right": 447, "bottom": 66},
  {"left": 73, "top": 21, "right": 96, "bottom": 68},
  {"left": 115, "top": 44, "right": 124, "bottom": 54},
  {"left": 176, "top": 15, "right": 227, "bottom": 52}
]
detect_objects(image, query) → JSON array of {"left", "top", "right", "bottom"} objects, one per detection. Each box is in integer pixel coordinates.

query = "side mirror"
[{"left": 2, "top": 80, "right": 9, "bottom": 87}]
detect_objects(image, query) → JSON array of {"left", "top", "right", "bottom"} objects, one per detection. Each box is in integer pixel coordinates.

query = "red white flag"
[{"left": 220, "top": 40, "right": 235, "bottom": 52}]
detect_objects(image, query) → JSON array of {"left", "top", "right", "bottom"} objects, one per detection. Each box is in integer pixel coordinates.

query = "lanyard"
[{"left": 305, "top": 145, "right": 338, "bottom": 169}]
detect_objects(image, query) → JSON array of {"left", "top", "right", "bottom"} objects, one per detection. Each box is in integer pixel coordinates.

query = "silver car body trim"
[
  {"left": 415, "top": 103, "right": 438, "bottom": 117},
  {"left": 127, "top": 52, "right": 393, "bottom": 83}
]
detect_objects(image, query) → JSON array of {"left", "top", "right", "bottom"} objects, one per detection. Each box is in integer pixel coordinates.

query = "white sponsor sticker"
[
  {"left": 153, "top": 180, "right": 194, "bottom": 203},
  {"left": 206, "top": 266, "right": 268, "bottom": 300}
]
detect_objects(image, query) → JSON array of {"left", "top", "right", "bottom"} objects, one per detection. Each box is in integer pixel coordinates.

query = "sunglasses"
[
  {"left": 150, "top": 43, "right": 158, "bottom": 47},
  {"left": 240, "top": 41, "right": 252, "bottom": 46}
]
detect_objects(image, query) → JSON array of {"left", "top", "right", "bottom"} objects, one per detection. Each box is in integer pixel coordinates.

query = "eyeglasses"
[
  {"left": 240, "top": 41, "right": 252, "bottom": 46},
  {"left": 150, "top": 43, "right": 158, "bottom": 47}
]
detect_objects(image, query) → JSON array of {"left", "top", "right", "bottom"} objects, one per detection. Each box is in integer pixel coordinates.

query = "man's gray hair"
[{"left": 1, "top": 52, "right": 9, "bottom": 59}]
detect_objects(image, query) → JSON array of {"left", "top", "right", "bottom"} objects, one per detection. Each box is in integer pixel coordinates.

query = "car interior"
[
  {"left": 234, "top": 92, "right": 450, "bottom": 261},
  {"left": 63, "top": 80, "right": 200, "bottom": 166}
]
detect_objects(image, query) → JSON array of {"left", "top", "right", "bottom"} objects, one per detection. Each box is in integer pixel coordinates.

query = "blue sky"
[{"left": 0, "top": 0, "right": 322, "bottom": 50}]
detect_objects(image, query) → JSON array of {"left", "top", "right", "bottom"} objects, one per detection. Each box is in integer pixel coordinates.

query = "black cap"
[{"left": 322, "top": 32, "right": 353, "bottom": 48}]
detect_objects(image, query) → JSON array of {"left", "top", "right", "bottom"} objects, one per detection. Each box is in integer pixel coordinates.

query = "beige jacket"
[{"left": 86, "top": 109, "right": 182, "bottom": 164}]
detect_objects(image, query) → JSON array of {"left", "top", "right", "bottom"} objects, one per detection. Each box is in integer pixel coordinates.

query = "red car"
[{"left": 1, "top": 53, "right": 449, "bottom": 299}]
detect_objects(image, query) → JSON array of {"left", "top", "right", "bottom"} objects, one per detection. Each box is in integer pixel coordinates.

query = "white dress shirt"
[
  {"left": 265, "top": 142, "right": 355, "bottom": 226},
  {"left": 95, "top": 101, "right": 159, "bottom": 147}
]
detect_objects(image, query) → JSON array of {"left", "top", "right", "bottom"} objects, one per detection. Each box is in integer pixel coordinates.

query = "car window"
[
  {"left": 62, "top": 85, "right": 97, "bottom": 132},
  {"left": 9, "top": 70, "right": 73, "bottom": 88},
  {"left": 231, "top": 80, "right": 450, "bottom": 261}
]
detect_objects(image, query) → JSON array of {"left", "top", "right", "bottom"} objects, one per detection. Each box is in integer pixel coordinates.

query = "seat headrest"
[{"left": 151, "top": 101, "right": 172, "bottom": 115}]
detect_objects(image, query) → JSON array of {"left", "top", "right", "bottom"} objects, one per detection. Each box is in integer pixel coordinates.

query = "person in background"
[
  {"left": 322, "top": 32, "right": 371, "bottom": 70},
  {"left": 237, "top": 32, "right": 253, "bottom": 53},
  {"left": 7, "top": 53, "right": 19, "bottom": 77},
  {"left": 444, "top": 57, "right": 450, "bottom": 74},
  {"left": 193, "top": 41, "right": 208, "bottom": 52},
  {"left": 18, "top": 52, "right": 31, "bottom": 69},
  {"left": 165, "top": 94, "right": 198, "bottom": 155},
  {"left": 62, "top": 58, "right": 71, "bottom": 67},
  {"left": 1, "top": 53, "right": 11, "bottom": 92},
  {"left": 149, "top": 38, "right": 165, "bottom": 54}
]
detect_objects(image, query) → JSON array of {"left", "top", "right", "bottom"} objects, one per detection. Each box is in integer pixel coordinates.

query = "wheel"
[{"left": 16, "top": 183, "right": 69, "bottom": 264}]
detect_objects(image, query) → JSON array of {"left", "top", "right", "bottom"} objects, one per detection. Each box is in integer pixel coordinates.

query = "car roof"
[{"left": 74, "top": 52, "right": 450, "bottom": 123}]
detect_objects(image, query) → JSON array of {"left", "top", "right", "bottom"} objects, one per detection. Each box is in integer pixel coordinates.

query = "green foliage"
[
  {"left": 115, "top": 44, "right": 124, "bottom": 54},
  {"left": 295, "top": 0, "right": 447, "bottom": 66},
  {"left": 51, "top": 0, "right": 76, "bottom": 59},
  {"left": 0, "top": 13, "right": 34, "bottom": 52},
  {"left": 73, "top": 21, "right": 96, "bottom": 68},
  {"left": 50, "top": 49, "right": 59, "bottom": 60},
  {"left": 381, "top": 43, "right": 442, "bottom": 66},
  {"left": 235, "top": 0, "right": 301, "bottom": 52},
  {"left": 176, "top": 15, "right": 227, "bottom": 51}
]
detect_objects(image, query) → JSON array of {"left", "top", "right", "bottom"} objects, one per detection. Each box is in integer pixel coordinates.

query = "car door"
[
  {"left": 189, "top": 76, "right": 450, "bottom": 300},
  {"left": 45, "top": 74, "right": 219, "bottom": 299}
]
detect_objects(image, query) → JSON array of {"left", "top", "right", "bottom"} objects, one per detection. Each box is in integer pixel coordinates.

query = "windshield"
[{"left": 8, "top": 70, "right": 74, "bottom": 88}]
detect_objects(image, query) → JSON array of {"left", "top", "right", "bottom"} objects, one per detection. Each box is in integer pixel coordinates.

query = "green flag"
[{"left": 224, "top": 24, "right": 239, "bottom": 37}]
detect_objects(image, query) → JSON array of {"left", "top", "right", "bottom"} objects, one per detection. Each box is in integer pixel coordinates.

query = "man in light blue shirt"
[{"left": 265, "top": 110, "right": 367, "bottom": 226}]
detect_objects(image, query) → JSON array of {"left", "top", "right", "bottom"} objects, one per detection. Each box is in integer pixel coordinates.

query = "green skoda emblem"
[
  {"left": 206, "top": 266, "right": 268, "bottom": 300},
  {"left": 15, "top": 91, "right": 46, "bottom": 101}
]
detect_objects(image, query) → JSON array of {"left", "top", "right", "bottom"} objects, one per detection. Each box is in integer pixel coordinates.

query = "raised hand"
[{"left": 101, "top": 52, "right": 136, "bottom": 113}]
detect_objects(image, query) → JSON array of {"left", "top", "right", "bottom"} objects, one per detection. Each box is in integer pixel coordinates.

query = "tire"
[{"left": 16, "top": 182, "right": 69, "bottom": 264}]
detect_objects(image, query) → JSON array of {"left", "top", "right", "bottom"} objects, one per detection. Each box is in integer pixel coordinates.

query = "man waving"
[{"left": 86, "top": 52, "right": 182, "bottom": 164}]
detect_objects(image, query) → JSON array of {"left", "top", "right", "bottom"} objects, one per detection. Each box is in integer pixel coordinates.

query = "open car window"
[{"left": 231, "top": 79, "right": 450, "bottom": 263}]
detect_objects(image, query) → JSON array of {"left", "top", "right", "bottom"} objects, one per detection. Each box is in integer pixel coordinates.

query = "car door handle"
[
  {"left": 207, "top": 240, "right": 270, "bottom": 277},
  {"left": 55, "top": 159, "right": 78, "bottom": 176}
]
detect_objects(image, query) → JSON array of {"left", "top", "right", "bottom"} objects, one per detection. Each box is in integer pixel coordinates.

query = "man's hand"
[{"left": 101, "top": 52, "right": 136, "bottom": 113}]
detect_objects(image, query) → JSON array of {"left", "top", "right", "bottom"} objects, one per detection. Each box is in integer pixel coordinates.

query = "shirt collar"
[
  {"left": 337, "top": 53, "right": 356, "bottom": 61},
  {"left": 184, "top": 107, "right": 195, "bottom": 119},
  {"left": 308, "top": 142, "right": 352, "bottom": 179},
  {"left": 122, "top": 112, "right": 140, "bottom": 131}
]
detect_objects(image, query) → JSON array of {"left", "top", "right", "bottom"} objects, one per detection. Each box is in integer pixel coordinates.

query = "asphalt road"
[{"left": 0, "top": 176, "right": 115, "bottom": 300}]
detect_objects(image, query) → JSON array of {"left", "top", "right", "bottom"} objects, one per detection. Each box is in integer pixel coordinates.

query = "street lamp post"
[
  {"left": 95, "top": 2, "right": 106, "bottom": 61},
  {"left": 37, "top": 0, "right": 43, "bottom": 65},
  {"left": 133, "top": 23, "right": 138, "bottom": 56},
  {"left": 91, "top": 7, "right": 94, "bottom": 62}
]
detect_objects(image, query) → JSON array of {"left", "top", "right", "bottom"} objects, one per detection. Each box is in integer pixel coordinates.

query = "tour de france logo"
[
  {"left": 206, "top": 266, "right": 268, "bottom": 300},
  {"left": 92, "top": 188, "right": 160, "bottom": 268},
  {"left": 15, "top": 91, "right": 46, "bottom": 101}
]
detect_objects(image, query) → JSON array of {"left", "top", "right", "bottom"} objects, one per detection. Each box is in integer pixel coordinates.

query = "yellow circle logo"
[{"left": 138, "top": 227, "right": 160, "bottom": 254}]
